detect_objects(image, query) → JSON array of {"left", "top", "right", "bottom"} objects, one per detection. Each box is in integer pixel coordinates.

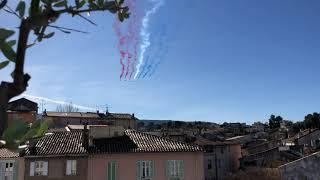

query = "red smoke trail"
[{"left": 113, "top": 19, "right": 126, "bottom": 80}]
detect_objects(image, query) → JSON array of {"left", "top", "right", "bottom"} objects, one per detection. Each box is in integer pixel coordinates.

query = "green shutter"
[
  {"left": 136, "top": 161, "right": 141, "bottom": 180},
  {"left": 107, "top": 162, "right": 111, "bottom": 180},
  {"left": 165, "top": 161, "right": 169, "bottom": 177},
  {"left": 150, "top": 161, "right": 154, "bottom": 177},
  {"left": 179, "top": 160, "right": 184, "bottom": 178},
  {"left": 13, "top": 160, "right": 19, "bottom": 180},
  {"left": 112, "top": 162, "right": 116, "bottom": 180},
  {"left": 0, "top": 161, "right": 5, "bottom": 180}
]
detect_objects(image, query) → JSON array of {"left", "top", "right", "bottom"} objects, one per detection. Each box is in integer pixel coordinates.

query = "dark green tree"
[
  {"left": 269, "top": 114, "right": 283, "bottom": 129},
  {"left": 0, "top": 0, "right": 130, "bottom": 136}
]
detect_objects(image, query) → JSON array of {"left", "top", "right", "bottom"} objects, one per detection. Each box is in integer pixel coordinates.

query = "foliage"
[
  {"left": 2, "top": 118, "right": 28, "bottom": 147},
  {"left": 20, "top": 120, "right": 49, "bottom": 143},
  {"left": 269, "top": 115, "right": 283, "bottom": 129},
  {"left": 56, "top": 103, "right": 79, "bottom": 112}
]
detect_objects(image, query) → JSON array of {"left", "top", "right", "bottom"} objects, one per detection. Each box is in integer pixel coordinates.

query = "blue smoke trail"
[
  {"left": 133, "top": 0, "right": 164, "bottom": 79},
  {"left": 137, "top": 55, "right": 150, "bottom": 79},
  {"left": 144, "top": 26, "right": 168, "bottom": 78}
]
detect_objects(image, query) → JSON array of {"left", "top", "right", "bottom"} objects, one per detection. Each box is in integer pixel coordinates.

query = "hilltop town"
[{"left": 1, "top": 98, "right": 319, "bottom": 180}]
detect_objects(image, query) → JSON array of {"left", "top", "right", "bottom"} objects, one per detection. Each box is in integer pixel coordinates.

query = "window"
[
  {"left": 107, "top": 161, "right": 116, "bottom": 180},
  {"left": 208, "top": 159, "right": 212, "bottom": 170},
  {"left": 30, "top": 161, "right": 48, "bottom": 176},
  {"left": 220, "top": 147, "right": 224, "bottom": 154},
  {"left": 66, "top": 160, "right": 77, "bottom": 175},
  {"left": 4, "top": 162, "right": 14, "bottom": 180},
  {"left": 136, "top": 160, "right": 153, "bottom": 180},
  {"left": 166, "top": 160, "right": 184, "bottom": 180}
]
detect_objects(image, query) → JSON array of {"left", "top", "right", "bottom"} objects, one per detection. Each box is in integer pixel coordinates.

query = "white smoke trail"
[
  {"left": 21, "top": 94, "right": 96, "bottom": 111},
  {"left": 133, "top": 0, "right": 164, "bottom": 79}
]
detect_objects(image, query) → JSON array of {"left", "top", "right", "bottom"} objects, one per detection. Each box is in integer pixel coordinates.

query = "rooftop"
[
  {"left": 24, "top": 129, "right": 202, "bottom": 156},
  {"left": 0, "top": 148, "right": 19, "bottom": 158}
]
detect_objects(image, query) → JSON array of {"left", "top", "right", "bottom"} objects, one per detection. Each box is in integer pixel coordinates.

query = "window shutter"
[
  {"left": 0, "top": 161, "right": 5, "bottom": 180},
  {"left": 66, "top": 160, "right": 71, "bottom": 175},
  {"left": 136, "top": 161, "right": 141, "bottom": 180},
  {"left": 29, "top": 162, "right": 35, "bottom": 176},
  {"left": 112, "top": 162, "right": 116, "bottom": 180},
  {"left": 165, "top": 161, "right": 170, "bottom": 177},
  {"left": 150, "top": 161, "right": 154, "bottom": 177},
  {"left": 179, "top": 160, "right": 184, "bottom": 178},
  {"left": 13, "top": 160, "right": 19, "bottom": 180},
  {"left": 43, "top": 161, "right": 48, "bottom": 176}
]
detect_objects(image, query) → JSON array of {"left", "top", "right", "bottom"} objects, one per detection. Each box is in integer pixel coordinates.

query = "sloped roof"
[
  {"left": 106, "top": 113, "right": 135, "bottom": 120},
  {"left": 8, "top": 98, "right": 38, "bottom": 112},
  {"left": 0, "top": 148, "right": 19, "bottom": 158},
  {"left": 44, "top": 112, "right": 101, "bottom": 118},
  {"left": 24, "top": 130, "right": 202, "bottom": 156}
]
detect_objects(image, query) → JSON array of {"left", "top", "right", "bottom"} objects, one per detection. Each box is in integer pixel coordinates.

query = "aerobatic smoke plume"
[{"left": 134, "top": 0, "right": 164, "bottom": 79}]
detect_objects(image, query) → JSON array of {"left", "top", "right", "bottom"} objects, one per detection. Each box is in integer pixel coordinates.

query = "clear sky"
[{"left": 1, "top": 0, "right": 320, "bottom": 124}]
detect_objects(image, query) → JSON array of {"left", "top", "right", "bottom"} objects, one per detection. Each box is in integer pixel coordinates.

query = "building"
[
  {"left": 7, "top": 98, "right": 38, "bottom": 128},
  {"left": 43, "top": 111, "right": 137, "bottom": 129},
  {"left": 0, "top": 148, "right": 25, "bottom": 180},
  {"left": 23, "top": 125, "right": 204, "bottom": 180},
  {"left": 279, "top": 151, "right": 320, "bottom": 180},
  {"left": 296, "top": 129, "right": 320, "bottom": 150},
  {"left": 194, "top": 137, "right": 241, "bottom": 180}
]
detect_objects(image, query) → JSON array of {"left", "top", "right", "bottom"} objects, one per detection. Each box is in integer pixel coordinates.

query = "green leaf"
[
  {"left": 7, "top": 40, "right": 16, "bottom": 47},
  {"left": 30, "top": 0, "right": 40, "bottom": 17},
  {"left": 10, "top": 71, "right": 14, "bottom": 78},
  {"left": 0, "top": 41, "right": 16, "bottom": 62},
  {"left": 0, "top": 60, "right": 9, "bottom": 70},
  {"left": 0, "top": 0, "right": 7, "bottom": 10},
  {"left": 0, "top": 28, "right": 15, "bottom": 41},
  {"left": 15, "top": 1, "right": 26, "bottom": 17},
  {"left": 43, "top": 32, "right": 55, "bottom": 38},
  {"left": 118, "top": 12, "right": 124, "bottom": 22},
  {"left": 75, "top": 0, "right": 85, "bottom": 9},
  {"left": 53, "top": 0, "right": 67, "bottom": 7}
]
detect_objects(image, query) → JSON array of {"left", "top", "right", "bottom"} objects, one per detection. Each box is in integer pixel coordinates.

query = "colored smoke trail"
[
  {"left": 133, "top": 0, "right": 164, "bottom": 79},
  {"left": 113, "top": 19, "right": 126, "bottom": 80},
  {"left": 139, "top": 25, "right": 168, "bottom": 79}
]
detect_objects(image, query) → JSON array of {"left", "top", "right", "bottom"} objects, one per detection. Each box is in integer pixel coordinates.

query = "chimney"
[
  {"left": 132, "top": 113, "right": 135, "bottom": 118},
  {"left": 97, "top": 110, "right": 99, "bottom": 114},
  {"left": 82, "top": 123, "right": 89, "bottom": 149}
]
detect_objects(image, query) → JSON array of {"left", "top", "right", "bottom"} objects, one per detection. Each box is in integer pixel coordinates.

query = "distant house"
[
  {"left": 23, "top": 125, "right": 204, "bottom": 180},
  {"left": 194, "top": 137, "right": 241, "bottom": 180},
  {"left": 7, "top": 98, "right": 38, "bottom": 128},
  {"left": 279, "top": 151, "right": 320, "bottom": 180},
  {"left": 43, "top": 111, "right": 137, "bottom": 129},
  {"left": 296, "top": 129, "right": 320, "bottom": 150},
  {"left": 0, "top": 148, "right": 24, "bottom": 180}
]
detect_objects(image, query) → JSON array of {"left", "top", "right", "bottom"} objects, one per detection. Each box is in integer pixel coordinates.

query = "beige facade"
[{"left": 88, "top": 152, "right": 204, "bottom": 180}]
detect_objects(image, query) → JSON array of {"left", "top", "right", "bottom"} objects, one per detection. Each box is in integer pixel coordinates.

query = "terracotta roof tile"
[
  {"left": 24, "top": 130, "right": 201, "bottom": 156},
  {"left": 0, "top": 148, "right": 19, "bottom": 158}
]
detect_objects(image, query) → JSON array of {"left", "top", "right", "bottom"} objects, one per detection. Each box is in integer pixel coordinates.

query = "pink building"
[{"left": 23, "top": 126, "right": 204, "bottom": 180}]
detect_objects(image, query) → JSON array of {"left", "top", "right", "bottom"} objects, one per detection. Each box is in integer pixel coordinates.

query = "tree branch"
[{"left": 7, "top": 19, "right": 32, "bottom": 99}]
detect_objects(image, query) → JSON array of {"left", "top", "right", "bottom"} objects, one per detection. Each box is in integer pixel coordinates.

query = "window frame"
[
  {"left": 166, "top": 160, "right": 184, "bottom": 180},
  {"left": 30, "top": 161, "right": 48, "bottom": 176},
  {"left": 66, "top": 160, "right": 77, "bottom": 176},
  {"left": 137, "top": 160, "right": 153, "bottom": 180}
]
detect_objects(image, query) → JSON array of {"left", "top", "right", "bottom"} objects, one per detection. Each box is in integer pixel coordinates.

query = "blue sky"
[{"left": 1, "top": 0, "right": 320, "bottom": 124}]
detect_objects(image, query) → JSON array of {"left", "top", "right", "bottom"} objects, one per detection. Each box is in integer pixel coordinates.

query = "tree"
[
  {"left": 269, "top": 115, "right": 283, "bottom": 129},
  {"left": 56, "top": 103, "right": 79, "bottom": 112},
  {"left": 0, "top": 0, "right": 130, "bottom": 135},
  {"left": 304, "top": 112, "right": 320, "bottom": 129}
]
